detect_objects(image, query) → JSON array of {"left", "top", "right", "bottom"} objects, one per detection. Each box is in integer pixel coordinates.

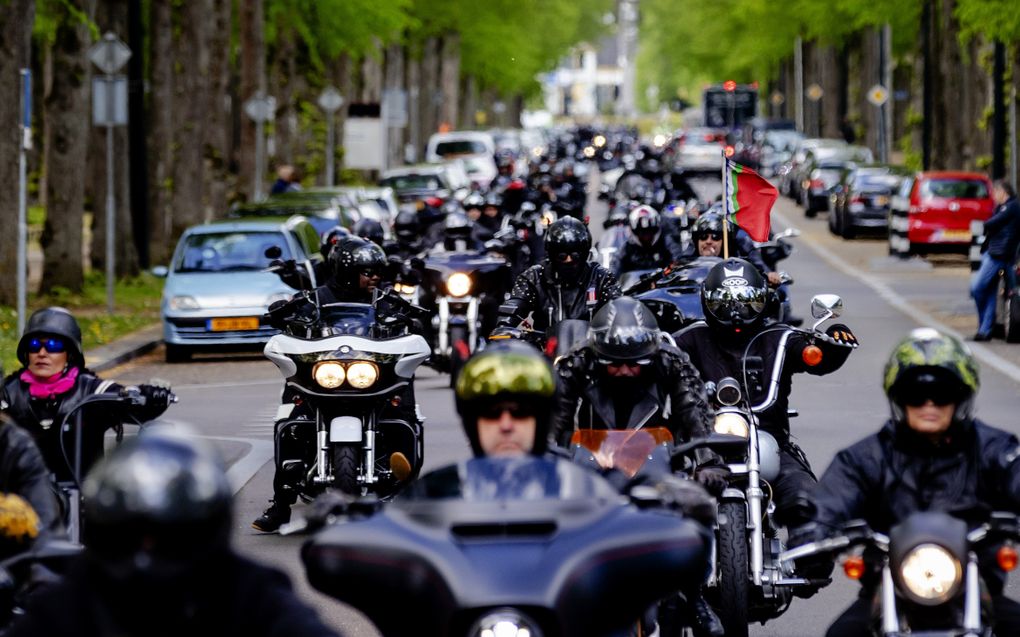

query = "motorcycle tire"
[
  {"left": 332, "top": 444, "right": 361, "bottom": 496},
  {"left": 716, "top": 500, "right": 750, "bottom": 637},
  {"left": 1006, "top": 292, "right": 1020, "bottom": 344},
  {"left": 448, "top": 325, "right": 471, "bottom": 389}
]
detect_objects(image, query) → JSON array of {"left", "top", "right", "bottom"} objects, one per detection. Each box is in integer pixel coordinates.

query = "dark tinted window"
[
  {"left": 435, "top": 140, "right": 488, "bottom": 156},
  {"left": 921, "top": 179, "right": 989, "bottom": 199}
]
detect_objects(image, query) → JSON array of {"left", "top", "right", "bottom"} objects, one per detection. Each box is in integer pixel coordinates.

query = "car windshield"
[
  {"left": 175, "top": 231, "right": 290, "bottom": 273},
  {"left": 435, "top": 139, "right": 488, "bottom": 156},
  {"left": 382, "top": 174, "right": 444, "bottom": 191},
  {"left": 921, "top": 179, "right": 989, "bottom": 199}
]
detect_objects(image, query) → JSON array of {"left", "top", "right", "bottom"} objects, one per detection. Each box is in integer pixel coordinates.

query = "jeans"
[{"left": 971, "top": 253, "right": 1010, "bottom": 336}]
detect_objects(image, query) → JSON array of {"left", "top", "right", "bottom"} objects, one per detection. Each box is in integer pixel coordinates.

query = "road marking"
[
  {"left": 209, "top": 436, "right": 275, "bottom": 495},
  {"left": 171, "top": 378, "right": 281, "bottom": 391},
  {"left": 775, "top": 209, "right": 1020, "bottom": 386}
]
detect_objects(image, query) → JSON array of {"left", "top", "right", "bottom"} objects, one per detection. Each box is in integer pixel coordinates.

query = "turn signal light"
[
  {"left": 802, "top": 345, "right": 823, "bottom": 366},
  {"left": 998, "top": 545, "right": 1018, "bottom": 571},
  {"left": 724, "top": 145, "right": 735, "bottom": 158},
  {"left": 843, "top": 555, "right": 865, "bottom": 580}
]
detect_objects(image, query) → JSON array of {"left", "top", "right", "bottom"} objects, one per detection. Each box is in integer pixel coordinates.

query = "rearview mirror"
[
  {"left": 810, "top": 294, "right": 843, "bottom": 328},
  {"left": 264, "top": 245, "right": 283, "bottom": 260},
  {"left": 151, "top": 266, "right": 169, "bottom": 278},
  {"left": 780, "top": 227, "right": 801, "bottom": 239}
]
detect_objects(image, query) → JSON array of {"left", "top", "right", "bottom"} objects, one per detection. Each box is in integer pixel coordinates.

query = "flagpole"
[{"left": 722, "top": 151, "right": 730, "bottom": 259}]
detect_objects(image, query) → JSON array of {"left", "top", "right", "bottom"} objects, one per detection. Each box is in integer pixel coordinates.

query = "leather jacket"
[
  {"left": 0, "top": 415, "right": 62, "bottom": 533},
  {"left": 497, "top": 262, "right": 621, "bottom": 332}
]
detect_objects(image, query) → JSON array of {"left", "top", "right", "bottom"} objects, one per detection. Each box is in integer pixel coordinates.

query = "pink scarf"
[{"left": 20, "top": 367, "right": 80, "bottom": 399}]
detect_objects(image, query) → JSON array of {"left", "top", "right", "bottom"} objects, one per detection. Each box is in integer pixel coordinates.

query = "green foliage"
[{"left": 956, "top": 0, "right": 1020, "bottom": 43}]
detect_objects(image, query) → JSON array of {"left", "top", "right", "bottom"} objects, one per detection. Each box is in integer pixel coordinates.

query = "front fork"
[
  {"left": 313, "top": 411, "right": 378, "bottom": 486},
  {"left": 437, "top": 296, "right": 479, "bottom": 355},
  {"left": 877, "top": 552, "right": 983, "bottom": 636}
]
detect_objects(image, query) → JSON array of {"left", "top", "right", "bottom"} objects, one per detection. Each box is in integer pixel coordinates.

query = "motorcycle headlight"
[
  {"left": 470, "top": 609, "right": 543, "bottom": 637},
  {"left": 169, "top": 295, "right": 200, "bottom": 310},
  {"left": 345, "top": 361, "right": 379, "bottom": 389},
  {"left": 313, "top": 361, "right": 346, "bottom": 389},
  {"left": 713, "top": 412, "right": 750, "bottom": 438},
  {"left": 899, "top": 543, "right": 962, "bottom": 605},
  {"left": 394, "top": 283, "right": 417, "bottom": 295},
  {"left": 447, "top": 272, "right": 472, "bottom": 297}
]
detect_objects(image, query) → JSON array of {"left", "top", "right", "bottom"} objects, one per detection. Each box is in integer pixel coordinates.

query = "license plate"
[
  {"left": 208, "top": 317, "right": 259, "bottom": 332},
  {"left": 873, "top": 195, "right": 889, "bottom": 207},
  {"left": 940, "top": 230, "right": 970, "bottom": 241}
]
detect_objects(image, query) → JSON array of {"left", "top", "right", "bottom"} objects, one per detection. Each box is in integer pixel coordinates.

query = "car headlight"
[
  {"left": 582, "top": 145, "right": 596, "bottom": 158},
  {"left": 899, "top": 543, "right": 961, "bottom": 605},
  {"left": 447, "top": 272, "right": 472, "bottom": 297},
  {"left": 713, "top": 412, "right": 750, "bottom": 438},
  {"left": 470, "top": 609, "right": 542, "bottom": 637},
  {"left": 593, "top": 134, "right": 606, "bottom": 147},
  {"left": 653, "top": 134, "right": 667, "bottom": 147},
  {"left": 345, "top": 361, "right": 379, "bottom": 389},
  {"left": 169, "top": 295, "right": 200, "bottom": 310},
  {"left": 313, "top": 361, "right": 346, "bottom": 389}
]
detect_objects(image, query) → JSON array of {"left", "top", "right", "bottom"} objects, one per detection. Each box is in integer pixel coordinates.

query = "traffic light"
[{"left": 723, "top": 80, "right": 737, "bottom": 92}]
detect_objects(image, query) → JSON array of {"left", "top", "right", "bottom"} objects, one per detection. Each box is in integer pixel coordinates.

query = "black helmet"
[
  {"left": 320, "top": 225, "right": 350, "bottom": 260},
  {"left": 589, "top": 297, "right": 660, "bottom": 364},
  {"left": 82, "top": 427, "right": 232, "bottom": 583},
  {"left": 17, "top": 307, "right": 84, "bottom": 367},
  {"left": 883, "top": 328, "right": 980, "bottom": 428},
  {"left": 463, "top": 192, "right": 485, "bottom": 211},
  {"left": 394, "top": 209, "right": 420, "bottom": 244},
  {"left": 454, "top": 340, "right": 556, "bottom": 456},
  {"left": 544, "top": 217, "right": 591, "bottom": 281},
  {"left": 628, "top": 205, "right": 661, "bottom": 245},
  {"left": 692, "top": 212, "right": 735, "bottom": 241},
  {"left": 329, "top": 236, "right": 387, "bottom": 291},
  {"left": 352, "top": 218, "right": 385, "bottom": 247},
  {"left": 701, "top": 258, "right": 769, "bottom": 334},
  {"left": 444, "top": 211, "right": 474, "bottom": 242}
]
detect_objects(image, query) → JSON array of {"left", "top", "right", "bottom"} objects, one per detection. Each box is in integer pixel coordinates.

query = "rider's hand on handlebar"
[
  {"left": 139, "top": 384, "right": 174, "bottom": 410},
  {"left": 766, "top": 271, "right": 782, "bottom": 287},
  {"left": 694, "top": 466, "right": 729, "bottom": 497},
  {"left": 824, "top": 323, "right": 859, "bottom": 348}
]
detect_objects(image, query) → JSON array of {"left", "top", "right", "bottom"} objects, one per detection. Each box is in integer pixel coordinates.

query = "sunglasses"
[
  {"left": 27, "top": 337, "right": 67, "bottom": 354},
  {"left": 359, "top": 268, "right": 382, "bottom": 278},
  {"left": 477, "top": 403, "right": 534, "bottom": 420},
  {"left": 699, "top": 232, "right": 723, "bottom": 241},
  {"left": 553, "top": 252, "right": 583, "bottom": 264},
  {"left": 900, "top": 390, "right": 957, "bottom": 408}
]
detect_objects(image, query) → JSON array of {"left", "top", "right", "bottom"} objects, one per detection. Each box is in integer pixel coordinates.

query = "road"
[{"left": 101, "top": 175, "right": 1020, "bottom": 636}]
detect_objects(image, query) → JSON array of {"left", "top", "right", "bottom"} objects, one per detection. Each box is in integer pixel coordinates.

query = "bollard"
[
  {"left": 888, "top": 206, "right": 911, "bottom": 258},
  {"left": 969, "top": 219, "right": 984, "bottom": 271}
]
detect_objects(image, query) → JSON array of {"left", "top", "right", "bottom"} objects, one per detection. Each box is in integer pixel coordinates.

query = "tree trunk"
[
  {"left": 148, "top": 0, "right": 174, "bottom": 264},
  {"left": 332, "top": 53, "right": 353, "bottom": 172},
  {"left": 460, "top": 74, "right": 478, "bottom": 129},
  {"left": 238, "top": 0, "right": 265, "bottom": 201},
  {"left": 438, "top": 32, "right": 460, "bottom": 130},
  {"left": 203, "top": 0, "right": 232, "bottom": 219},
  {"left": 384, "top": 43, "right": 406, "bottom": 169},
  {"left": 268, "top": 25, "right": 298, "bottom": 168},
  {"left": 419, "top": 37, "right": 440, "bottom": 141},
  {"left": 41, "top": 0, "right": 96, "bottom": 294},
  {"left": 405, "top": 46, "right": 421, "bottom": 163},
  {"left": 360, "top": 40, "right": 384, "bottom": 103}
]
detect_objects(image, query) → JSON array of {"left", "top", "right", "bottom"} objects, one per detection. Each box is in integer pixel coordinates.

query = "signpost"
[
  {"left": 244, "top": 93, "right": 277, "bottom": 201},
  {"left": 17, "top": 69, "right": 31, "bottom": 335},
  {"left": 317, "top": 86, "right": 344, "bottom": 187},
  {"left": 89, "top": 32, "right": 131, "bottom": 315}
]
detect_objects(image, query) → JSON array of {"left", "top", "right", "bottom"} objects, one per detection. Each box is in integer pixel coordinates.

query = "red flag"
[{"left": 724, "top": 158, "right": 778, "bottom": 242}]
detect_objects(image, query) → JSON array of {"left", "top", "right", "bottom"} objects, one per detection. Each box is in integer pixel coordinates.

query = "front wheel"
[
  {"left": 716, "top": 501, "right": 750, "bottom": 637},
  {"left": 1005, "top": 292, "right": 1020, "bottom": 343},
  {"left": 332, "top": 444, "right": 361, "bottom": 496},
  {"left": 448, "top": 325, "right": 471, "bottom": 388}
]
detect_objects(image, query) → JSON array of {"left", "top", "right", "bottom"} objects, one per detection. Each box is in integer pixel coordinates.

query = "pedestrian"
[
  {"left": 270, "top": 165, "right": 301, "bottom": 194},
  {"left": 970, "top": 179, "right": 1020, "bottom": 341}
]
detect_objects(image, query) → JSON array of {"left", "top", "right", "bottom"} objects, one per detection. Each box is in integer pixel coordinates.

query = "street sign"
[
  {"left": 343, "top": 118, "right": 386, "bottom": 170},
  {"left": 382, "top": 89, "right": 408, "bottom": 128},
  {"left": 244, "top": 94, "right": 277, "bottom": 122},
  {"left": 317, "top": 86, "right": 344, "bottom": 113},
  {"left": 89, "top": 32, "right": 131, "bottom": 75},
  {"left": 770, "top": 91, "right": 785, "bottom": 106},
  {"left": 867, "top": 84, "right": 890, "bottom": 107},
  {"left": 92, "top": 76, "right": 129, "bottom": 127},
  {"left": 806, "top": 83, "right": 824, "bottom": 102}
]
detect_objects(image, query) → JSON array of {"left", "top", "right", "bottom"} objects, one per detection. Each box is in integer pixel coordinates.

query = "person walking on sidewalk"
[{"left": 971, "top": 179, "right": 1020, "bottom": 341}]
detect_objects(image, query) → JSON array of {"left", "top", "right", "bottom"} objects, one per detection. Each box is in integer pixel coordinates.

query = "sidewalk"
[{"left": 85, "top": 323, "right": 163, "bottom": 373}]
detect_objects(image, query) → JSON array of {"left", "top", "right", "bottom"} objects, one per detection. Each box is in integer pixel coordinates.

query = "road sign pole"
[
  {"left": 106, "top": 122, "right": 115, "bottom": 314},
  {"left": 254, "top": 118, "right": 265, "bottom": 201},
  {"left": 17, "top": 69, "right": 31, "bottom": 336},
  {"left": 326, "top": 115, "right": 336, "bottom": 187}
]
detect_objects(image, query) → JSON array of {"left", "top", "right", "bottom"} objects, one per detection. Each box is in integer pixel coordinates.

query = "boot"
[
  {"left": 689, "top": 594, "right": 724, "bottom": 637},
  {"left": 251, "top": 500, "right": 291, "bottom": 533}
]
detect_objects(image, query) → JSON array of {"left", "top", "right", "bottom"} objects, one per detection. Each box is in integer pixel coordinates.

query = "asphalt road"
[{"left": 102, "top": 174, "right": 1020, "bottom": 636}]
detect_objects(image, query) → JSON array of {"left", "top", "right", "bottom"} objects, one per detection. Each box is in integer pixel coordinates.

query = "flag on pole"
[{"left": 723, "top": 157, "right": 778, "bottom": 242}]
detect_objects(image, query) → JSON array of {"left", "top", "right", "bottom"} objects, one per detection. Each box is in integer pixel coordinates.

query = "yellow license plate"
[
  {"left": 208, "top": 317, "right": 259, "bottom": 332},
  {"left": 941, "top": 230, "right": 970, "bottom": 241},
  {"left": 874, "top": 196, "right": 889, "bottom": 206}
]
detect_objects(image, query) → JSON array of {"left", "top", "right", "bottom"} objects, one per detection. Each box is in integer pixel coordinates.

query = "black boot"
[
  {"left": 251, "top": 500, "right": 291, "bottom": 533},
  {"left": 689, "top": 594, "right": 725, "bottom": 637}
]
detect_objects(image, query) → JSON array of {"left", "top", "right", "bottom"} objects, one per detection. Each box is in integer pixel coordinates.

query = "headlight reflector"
[
  {"left": 899, "top": 543, "right": 961, "bottom": 605},
  {"left": 169, "top": 295, "right": 200, "bottom": 310},
  {"left": 713, "top": 412, "right": 750, "bottom": 438},
  {"left": 345, "top": 361, "right": 379, "bottom": 389},
  {"left": 447, "top": 272, "right": 472, "bottom": 297},
  {"left": 313, "top": 361, "right": 346, "bottom": 389}
]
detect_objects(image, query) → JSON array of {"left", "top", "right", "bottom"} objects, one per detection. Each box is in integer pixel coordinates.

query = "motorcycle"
[
  {"left": 263, "top": 290, "right": 430, "bottom": 498},
  {"left": 0, "top": 538, "right": 82, "bottom": 633},
  {"left": 297, "top": 455, "right": 712, "bottom": 637},
  {"left": 417, "top": 250, "right": 513, "bottom": 385},
  {"left": 700, "top": 293, "right": 848, "bottom": 637},
  {"left": 781, "top": 511, "right": 1020, "bottom": 636}
]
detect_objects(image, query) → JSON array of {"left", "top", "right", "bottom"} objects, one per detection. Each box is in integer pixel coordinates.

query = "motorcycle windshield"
[
  {"left": 318, "top": 303, "right": 376, "bottom": 336},
  {"left": 571, "top": 428, "right": 674, "bottom": 477}
]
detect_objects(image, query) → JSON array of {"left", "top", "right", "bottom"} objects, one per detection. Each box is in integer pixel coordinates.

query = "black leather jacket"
[
  {"left": 611, "top": 234, "right": 686, "bottom": 277},
  {"left": 984, "top": 197, "right": 1020, "bottom": 261},
  {"left": 1, "top": 371, "right": 167, "bottom": 482},
  {"left": 551, "top": 343, "right": 718, "bottom": 468},
  {"left": 0, "top": 416, "right": 61, "bottom": 533},
  {"left": 497, "top": 262, "right": 621, "bottom": 332}
]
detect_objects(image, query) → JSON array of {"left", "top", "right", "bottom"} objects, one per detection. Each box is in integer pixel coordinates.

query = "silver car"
[{"left": 155, "top": 217, "right": 323, "bottom": 362}]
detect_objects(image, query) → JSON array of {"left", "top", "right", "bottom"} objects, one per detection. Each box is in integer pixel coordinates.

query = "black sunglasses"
[
  {"left": 554, "top": 252, "right": 583, "bottom": 264},
  {"left": 699, "top": 232, "right": 723, "bottom": 241},
  {"left": 359, "top": 268, "right": 382, "bottom": 278},
  {"left": 27, "top": 337, "right": 67, "bottom": 354},
  {"left": 899, "top": 382, "right": 961, "bottom": 408},
  {"left": 478, "top": 403, "right": 534, "bottom": 420}
]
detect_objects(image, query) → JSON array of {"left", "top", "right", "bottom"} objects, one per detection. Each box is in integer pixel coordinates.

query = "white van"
[{"left": 425, "top": 131, "right": 497, "bottom": 187}]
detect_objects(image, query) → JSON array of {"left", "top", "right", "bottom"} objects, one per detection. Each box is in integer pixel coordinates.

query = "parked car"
[
  {"left": 380, "top": 164, "right": 459, "bottom": 203},
  {"left": 154, "top": 216, "right": 323, "bottom": 362},
  {"left": 671, "top": 127, "right": 728, "bottom": 173},
  {"left": 426, "top": 130, "right": 498, "bottom": 187},
  {"left": 889, "top": 171, "right": 996, "bottom": 256},
  {"left": 778, "top": 138, "right": 846, "bottom": 202},
  {"left": 799, "top": 145, "right": 874, "bottom": 215},
  {"left": 231, "top": 194, "right": 357, "bottom": 236},
  {"left": 828, "top": 165, "right": 909, "bottom": 239}
]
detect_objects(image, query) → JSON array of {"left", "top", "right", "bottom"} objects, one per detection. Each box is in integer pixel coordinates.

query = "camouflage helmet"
[
  {"left": 883, "top": 328, "right": 980, "bottom": 426},
  {"left": 454, "top": 340, "right": 556, "bottom": 456}
]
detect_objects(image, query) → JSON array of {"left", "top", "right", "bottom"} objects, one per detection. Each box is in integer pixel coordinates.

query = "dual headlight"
[
  {"left": 713, "top": 412, "right": 750, "bottom": 438},
  {"left": 447, "top": 272, "right": 472, "bottom": 297},
  {"left": 394, "top": 282, "right": 417, "bottom": 296},
  {"left": 312, "top": 361, "right": 379, "bottom": 389},
  {"left": 898, "top": 543, "right": 962, "bottom": 605},
  {"left": 470, "top": 609, "right": 542, "bottom": 637}
]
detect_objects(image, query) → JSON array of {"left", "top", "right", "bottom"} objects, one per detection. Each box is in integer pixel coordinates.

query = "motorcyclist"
[
  {"left": 0, "top": 308, "right": 173, "bottom": 483},
  {"left": 683, "top": 213, "right": 772, "bottom": 279},
  {"left": 388, "top": 209, "right": 425, "bottom": 261},
  {"left": 352, "top": 218, "right": 385, "bottom": 248},
  {"left": 275, "top": 225, "right": 345, "bottom": 292},
  {"left": 673, "top": 259, "right": 857, "bottom": 532},
  {"left": 0, "top": 413, "right": 62, "bottom": 534},
  {"left": 427, "top": 211, "right": 484, "bottom": 254},
  {"left": 611, "top": 205, "right": 685, "bottom": 277},
  {"left": 7, "top": 427, "right": 340, "bottom": 636},
  {"left": 496, "top": 216, "right": 621, "bottom": 334},
  {"left": 802, "top": 329, "right": 1020, "bottom": 636}
]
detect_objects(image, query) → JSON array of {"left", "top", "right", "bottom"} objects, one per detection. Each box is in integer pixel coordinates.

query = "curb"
[{"left": 87, "top": 324, "right": 164, "bottom": 373}]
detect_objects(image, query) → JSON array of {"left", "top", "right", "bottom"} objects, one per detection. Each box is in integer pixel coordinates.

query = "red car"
[{"left": 890, "top": 171, "right": 995, "bottom": 254}]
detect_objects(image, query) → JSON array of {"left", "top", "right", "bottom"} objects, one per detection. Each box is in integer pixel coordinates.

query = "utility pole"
[
  {"left": 127, "top": 0, "right": 149, "bottom": 269},
  {"left": 921, "top": 0, "right": 933, "bottom": 170},
  {"left": 992, "top": 41, "right": 1006, "bottom": 179},
  {"left": 794, "top": 37, "right": 804, "bottom": 133},
  {"left": 17, "top": 69, "right": 31, "bottom": 335}
]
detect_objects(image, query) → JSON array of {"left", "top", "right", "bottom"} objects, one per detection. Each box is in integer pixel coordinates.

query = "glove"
[
  {"left": 824, "top": 323, "right": 859, "bottom": 348},
  {"left": 787, "top": 522, "right": 835, "bottom": 598},
  {"left": 694, "top": 466, "right": 730, "bottom": 497},
  {"left": 139, "top": 384, "right": 173, "bottom": 411}
]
